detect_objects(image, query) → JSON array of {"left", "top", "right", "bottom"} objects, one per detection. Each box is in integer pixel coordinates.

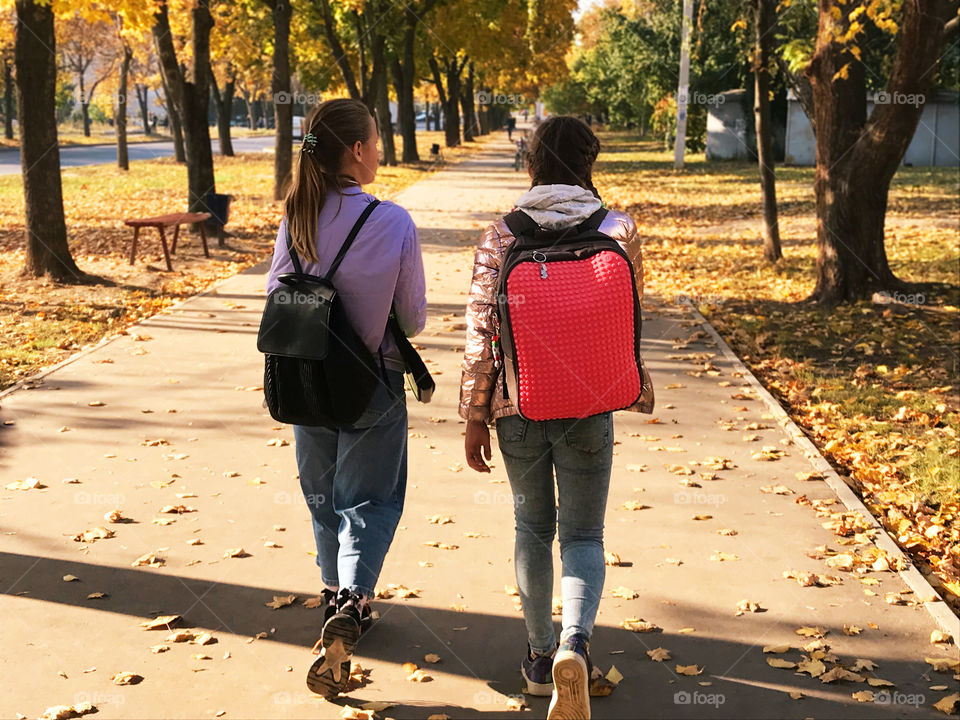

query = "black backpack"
[{"left": 257, "top": 200, "right": 383, "bottom": 427}]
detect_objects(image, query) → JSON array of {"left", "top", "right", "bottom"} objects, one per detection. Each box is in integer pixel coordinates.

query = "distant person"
[
  {"left": 507, "top": 115, "right": 517, "bottom": 141},
  {"left": 585, "top": 113, "right": 592, "bottom": 128},
  {"left": 459, "top": 115, "right": 654, "bottom": 720},
  {"left": 523, "top": 108, "right": 529, "bottom": 122},
  {"left": 265, "top": 98, "right": 427, "bottom": 699}
]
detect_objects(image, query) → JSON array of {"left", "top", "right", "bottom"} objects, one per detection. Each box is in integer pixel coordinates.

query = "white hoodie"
[{"left": 513, "top": 183, "right": 602, "bottom": 230}]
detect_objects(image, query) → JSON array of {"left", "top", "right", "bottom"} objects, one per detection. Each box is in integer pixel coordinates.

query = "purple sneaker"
[{"left": 521, "top": 643, "right": 557, "bottom": 696}]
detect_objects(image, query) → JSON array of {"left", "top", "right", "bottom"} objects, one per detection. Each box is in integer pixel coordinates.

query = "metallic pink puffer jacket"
[{"left": 458, "top": 208, "right": 655, "bottom": 423}]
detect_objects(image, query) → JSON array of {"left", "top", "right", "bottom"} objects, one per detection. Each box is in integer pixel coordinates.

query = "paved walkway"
[{"left": 1, "top": 133, "right": 955, "bottom": 719}]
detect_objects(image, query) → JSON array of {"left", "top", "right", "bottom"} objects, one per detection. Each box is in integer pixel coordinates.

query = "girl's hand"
[{"left": 465, "top": 419, "right": 492, "bottom": 473}]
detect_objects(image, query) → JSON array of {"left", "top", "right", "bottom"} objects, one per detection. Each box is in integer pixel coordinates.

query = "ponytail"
[{"left": 283, "top": 98, "right": 375, "bottom": 263}]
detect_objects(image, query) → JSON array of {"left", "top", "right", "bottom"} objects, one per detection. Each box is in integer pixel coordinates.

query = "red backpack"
[{"left": 494, "top": 207, "right": 645, "bottom": 421}]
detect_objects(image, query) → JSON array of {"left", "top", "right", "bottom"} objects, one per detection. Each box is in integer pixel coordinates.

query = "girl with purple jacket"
[{"left": 266, "top": 98, "right": 426, "bottom": 698}]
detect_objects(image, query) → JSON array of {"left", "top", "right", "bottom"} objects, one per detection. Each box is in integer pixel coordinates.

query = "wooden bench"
[{"left": 123, "top": 212, "right": 211, "bottom": 271}]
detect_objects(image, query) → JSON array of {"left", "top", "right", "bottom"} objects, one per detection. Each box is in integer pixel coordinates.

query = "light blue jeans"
[
  {"left": 495, "top": 412, "right": 613, "bottom": 655},
  {"left": 293, "top": 369, "right": 407, "bottom": 599}
]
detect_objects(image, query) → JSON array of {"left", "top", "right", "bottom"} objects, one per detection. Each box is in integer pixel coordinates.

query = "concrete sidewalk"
[{"left": 1, "top": 131, "right": 956, "bottom": 720}]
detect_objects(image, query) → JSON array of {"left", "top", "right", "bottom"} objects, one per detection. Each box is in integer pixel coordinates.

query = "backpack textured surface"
[{"left": 497, "top": 208, "right": 643, "bottom": 421}]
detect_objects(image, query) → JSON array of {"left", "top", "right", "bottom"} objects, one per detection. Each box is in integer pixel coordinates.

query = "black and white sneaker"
[{"left": 306, "top": 589, "right": 364, "bottom": 698}]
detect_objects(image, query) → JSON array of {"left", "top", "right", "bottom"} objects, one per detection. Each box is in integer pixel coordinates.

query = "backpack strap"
[
  {"left": 285, "top": 223, "right": 303, "bottom": 275},
  {"left": 324, "top": 199, "right": 380, "bottom": 281},
  {"left": 577, "top": 207, "right": 608, "bottom": 233},
  {"left": 502, "top": 209, "right": 540, "bottom": 245},
  {"left": 285, "top": 198, "right": 381, "bottom": 280}
]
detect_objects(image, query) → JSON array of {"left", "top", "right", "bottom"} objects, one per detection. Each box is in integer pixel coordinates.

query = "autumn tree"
[
  {"left": 390, "top": 0, "right": 438, "bottom": 162},
  {"left": 129, "top": 35, "right": 158, "bottom": 136},
  {"left": 804, "top": 0, "right": 956, "bottom": 304},
  {"left": 152, "top": 0, "right": 216, "bottom": 213},
  {"left": 14, "top": 0, "right": 79, "bottom": 280},
  {"left": 58, "top": 11, "right": 117, "bottom": 137},
  {"left": 314, "top": 0, "right": 398, "bottom": 164}
]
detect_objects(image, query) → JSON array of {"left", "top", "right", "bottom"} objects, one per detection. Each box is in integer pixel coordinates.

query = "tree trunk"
[
  {"left": 210, "top": 71, "right": 235, "bottom": 156},
  {"left": 15, "top": 0, "right": 79, "bottom": 280},
  {"left": 159, "top": 71, "right": 186, "bottom": 162},
  {"left": 135, "top": 84, "right": 151, "bottom": 135},
  {"left": 395, "top": 9, "right": 421, "bottom": 162},
  {"left": 459, "top": 61, "right": 476, "bottom": 142},
  {"left": 392, "top": 46, "right": 418, "bottom": 162},
  {"left": 116, "top": 44, "right": 132, "bottom": 170},
  {"left": 753, "top": 0, "right": 781, "bottom": 262},
  {"left": 431, "top": 56, "right": 461, "bottom": 148},
  {"left": 3, "top": 59, "right": 14, "bottom": 140},
  {"left": 804, "top": 0, "right": 952, "bottom": 305},
  {"left": 373, "top": 42, "right": 396, "bottom": 166},
  {"left": 153, "top": 0, "right": 215, "bottom": 213},
  {"left": 267, "top": 0, "right": 292, "bottom": 200},
  {"left": 78, "top": 71, "right": 91, "bottom": 137}
]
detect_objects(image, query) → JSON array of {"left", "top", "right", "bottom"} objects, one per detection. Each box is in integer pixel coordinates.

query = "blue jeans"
[
  {"left": 293, "top": 369, "right": 407, "bottom": 598},
  {"left": 495, "top": 412, "right": 613, "bottom": 655}
]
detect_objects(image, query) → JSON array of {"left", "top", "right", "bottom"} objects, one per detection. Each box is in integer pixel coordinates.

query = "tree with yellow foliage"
[{"left": 804, "top": 0, "right": 957, "bottom": 304}]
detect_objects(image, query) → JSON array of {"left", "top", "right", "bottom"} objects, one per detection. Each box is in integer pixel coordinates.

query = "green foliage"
[{"left": 547, "top": 2, "right": 748, "bottom": 138}]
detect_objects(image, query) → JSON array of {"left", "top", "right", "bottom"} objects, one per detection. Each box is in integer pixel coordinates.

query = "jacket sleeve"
[
  {"left": 265, "top": 218, "right": 292, "bottom": 295},
  {"left": 620, "top": 214, "right": 643, "bottom": 303},
  {"left": 392, "top": 212, "right": 427, "bottom": 337},
  {"left": 458, "top": 224, "right": 503, "bottom": 423}
]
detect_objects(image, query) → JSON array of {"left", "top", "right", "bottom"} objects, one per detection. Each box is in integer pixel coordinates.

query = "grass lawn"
[
  {"left": 0, "top": 129, "right": 491, "bottom": 391},
  {"left": 594, "top": 130, "right": 959, "bottom": 609}
]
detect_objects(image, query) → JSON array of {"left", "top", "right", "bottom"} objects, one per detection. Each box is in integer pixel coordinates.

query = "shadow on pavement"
[{"left": 0, "top": 550, "right": 943, "bottom": 720}]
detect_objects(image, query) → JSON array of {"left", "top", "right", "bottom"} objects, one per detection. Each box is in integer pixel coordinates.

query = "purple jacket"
[{"left": 266, "top": 189, "right": 427, "bottom": 373}]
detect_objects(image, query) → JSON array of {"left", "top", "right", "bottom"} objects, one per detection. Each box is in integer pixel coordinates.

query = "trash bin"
[{"left": 204, "top": 192, "right": 231, "bottom": 246}]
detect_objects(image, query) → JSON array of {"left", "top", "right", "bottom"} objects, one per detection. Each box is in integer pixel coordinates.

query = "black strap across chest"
[{"left": 286, "top": 199, "right": 381, "bottom": 279}]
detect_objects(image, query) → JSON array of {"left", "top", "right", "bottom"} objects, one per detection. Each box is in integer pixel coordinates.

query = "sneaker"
[
  {"left": 306, "top": 589, "right": 363, "bottom": 698},
  {"left": 521, "top": 643, "right": 557, "bottom": 696},
  {"left": 319, "top": 587, "right": 338, "bottom": 624},
  {"left": 548, "top": 633, "right": 592, "bottom": 720}
]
